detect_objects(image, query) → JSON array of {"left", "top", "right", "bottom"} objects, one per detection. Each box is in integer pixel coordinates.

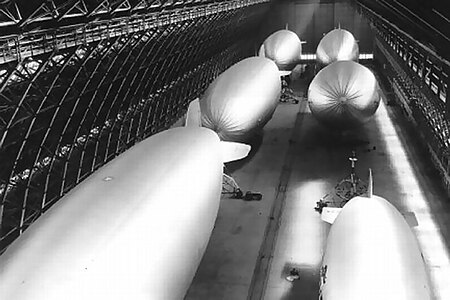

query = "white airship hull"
[
  {"left": 0, "top": 127, "right": 226, "bottom": 300},
  {"left": 200, "top": 56, "right": 281, "bottom": 142},
  {"left": 259, "top": 29, "right": 302, "bottom": 74},
  {"left": 316, "top": 28, "right": 359, "bottom": 66},
  {"left": 308, "top": 60, "right": 380, "bottom": 129},
  {"left": 320, "top": 196, "right": 431, "bottom": 300}
]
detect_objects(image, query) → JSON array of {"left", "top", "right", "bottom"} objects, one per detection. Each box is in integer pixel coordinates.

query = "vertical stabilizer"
[
  {"left": 285, "top": 23, "right": 289, "bottom": 30},
  {"left": 220, "top": 141, "right": 251, "bottom": 163},
  {"left": 258, "top": 44, "right": 265, "bottom": 57},
  {"left": 185, "top": 98, "right": 201, "bottom": 127},
  {"left": 367, "top": 168, "right": 373, "bottom": 198}
]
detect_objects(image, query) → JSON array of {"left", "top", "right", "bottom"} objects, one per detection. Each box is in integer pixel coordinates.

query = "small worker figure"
[
  {"left": 286, "top": 268, "right": 300, "bottom": 282},
  {"left": 349, "top": 150, "right": 358, "bottom": 170},
  {"left": 315, "top": 196, "right": 328, "bottom": 213}
]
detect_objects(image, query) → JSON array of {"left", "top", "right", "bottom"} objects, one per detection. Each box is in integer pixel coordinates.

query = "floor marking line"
[{"left": 247, "top": 100, "right": 307, "bottom": 300}]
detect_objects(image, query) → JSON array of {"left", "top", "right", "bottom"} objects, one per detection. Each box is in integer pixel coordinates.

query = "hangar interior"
[{"left": 0, "top": 0, "right": 450, "bottom": 299}]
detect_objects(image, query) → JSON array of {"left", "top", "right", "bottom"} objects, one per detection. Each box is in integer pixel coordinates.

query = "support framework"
[{"left": 0, "top": 0, "right": 270, "bottom": 252}]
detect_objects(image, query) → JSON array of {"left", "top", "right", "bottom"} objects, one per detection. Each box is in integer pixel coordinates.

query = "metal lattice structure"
[{"left": 0, "top": 0, "right": 271, "bottom": 252}]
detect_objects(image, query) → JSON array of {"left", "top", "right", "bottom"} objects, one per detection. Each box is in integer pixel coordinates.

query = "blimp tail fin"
[
  {"left": 367, "top": 168, "right": 373, "bottom": 198},
  {"left": 321, "top": 207, "right": 342, "bottom": 224},
  {"left": 258, "top": 44, "right": 265, "bottom": 57},
  {"left": 401, "top": 211, "right": 419, "bottom": 227},
  {"left": 220, "top": 141, "right": 251, "bottom": 163},
  {"left": 185, "top": 98, "right": 201, "bottom": 127}
]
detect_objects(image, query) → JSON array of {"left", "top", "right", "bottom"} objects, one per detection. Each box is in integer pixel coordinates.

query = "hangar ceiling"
[{"left": 0, "top": 0, "right": 270, "bottom": 252}]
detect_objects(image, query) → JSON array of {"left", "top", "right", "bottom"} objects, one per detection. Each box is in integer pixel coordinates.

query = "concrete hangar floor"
[{"left": 184, "top": 66, "right": 450, "bottom": 300}]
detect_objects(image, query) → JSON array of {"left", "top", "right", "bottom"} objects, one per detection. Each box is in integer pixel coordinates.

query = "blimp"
[
  {"left": 307, "top": 60, "right": 380, "bottom": 129},
  {"left": 316, "top": 28, "right": 359, "bottom": 67},
  {"left": 319, "top": 170, "right": 432, "bottom": 300},
  {"left": 258, "top": 29, "right": 303, "bottom": 76},
  {"left": 0, "top": 126, "right": 250, "bottom": 300},
  {"left": 188, "top": 56, "right": 281, "bottom": 142}
]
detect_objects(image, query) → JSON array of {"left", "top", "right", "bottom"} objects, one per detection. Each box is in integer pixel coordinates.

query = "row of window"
[
  {"left": 377, "top": 24, "right": 448, "bottom": 104},
  {"left": 378, "top": 34, "right": 450, "bottom": 155},
  {"left": 299, "top": 53, "right": 373, "bottom": 61}
]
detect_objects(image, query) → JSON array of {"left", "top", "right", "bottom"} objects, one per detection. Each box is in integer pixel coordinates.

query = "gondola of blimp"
[
  {"left": 318, "top": 169, "right": 432, "bottom": 300},
  {"left": 0, "top": 119, "right": 251, "bottom": 298}
]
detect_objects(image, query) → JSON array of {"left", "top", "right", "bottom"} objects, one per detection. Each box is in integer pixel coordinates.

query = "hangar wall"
[
  {"left": 360, "top": 4, "right": 450, "bottom": 195},
  {"left": 259, "top": 0, "right": 373, "bottom": 54}
]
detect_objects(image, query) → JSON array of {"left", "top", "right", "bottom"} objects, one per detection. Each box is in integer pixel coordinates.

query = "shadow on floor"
[
  {"left": 299, "top": 115, "right": 374, "bottom": 152},
  {"left": 280, "top": 262, "right": 320, "bottom": 300}
]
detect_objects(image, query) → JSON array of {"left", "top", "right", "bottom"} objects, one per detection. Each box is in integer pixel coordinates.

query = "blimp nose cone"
[
  {"left": 337, "top": 96, "right": 347, "bottom": 103},
  {"left": 307, "top": 60, "right": 380, "bottom": 129}
]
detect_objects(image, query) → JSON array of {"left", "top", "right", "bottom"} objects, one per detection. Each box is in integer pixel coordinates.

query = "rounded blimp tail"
[
  {"left": 200, "top": 56, "right": 281, "bottom": 142},
  {"left": 258, "top": 43, "right": 265, "bottom": 58},
  {"left": 308, "top": 60, "right": 380, "bottom": 129},
  {"left": 259, "top": 29, "right": 302, "bottom": 76},
  {"left": 0, "top": 126, "right": 250, "bottom": 300},
  {"left": 367, "top": 168, "right": 373, "bottom": 198},
  {"left": 316, "top": 28, "right": 359, "bottom": 67},
  {"left": 320, "top": 195, "right": 432, "bottom": 300},
  {"left": 185, "top": 98, "right": 201, "bottom": 127}
]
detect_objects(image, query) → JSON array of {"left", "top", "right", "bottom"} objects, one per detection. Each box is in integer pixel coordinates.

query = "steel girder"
[
  {"left": 0, "top": 0, "right": 265, "bottom": 30},
  {"left": 0, "top": 0, "right": 270, "bottom": 64},
  {"left": 0, "top": 1, "right": 270, "bottom": 252}
]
